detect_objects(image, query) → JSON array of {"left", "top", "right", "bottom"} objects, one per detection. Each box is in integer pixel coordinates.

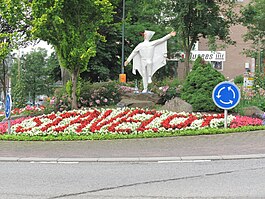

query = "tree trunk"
[
  {"left": 1, "top": 60, "right": 7, "bottom": 101},
  {"left": 71, "top": 69, "right": 79, "bottom": 110},
  {"left": 61, "top": 66, "right": 71, "bottom": 85},
  {"left": 183, "top": 50, "right": 191, "bottom": 78}
]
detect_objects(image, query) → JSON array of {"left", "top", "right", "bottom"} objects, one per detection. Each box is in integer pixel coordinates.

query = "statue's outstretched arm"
[{"left": 152, "top": 31, "right": 176, "bottom": 46}]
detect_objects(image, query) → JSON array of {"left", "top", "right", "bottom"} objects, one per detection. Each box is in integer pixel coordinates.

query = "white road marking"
[
  {"left": 158, "top": 160, "right": 212, "bottom": 163},
  {"left": 30, "top": 161, "right": 79, "bottom": 164}
]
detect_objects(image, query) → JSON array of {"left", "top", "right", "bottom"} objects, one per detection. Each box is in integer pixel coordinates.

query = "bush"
[
  {"left": 79, "top": 81, "right": 121, "bottom": 107},
  {"left": 234, "top": 73, "right": 265, "bottom": 114},
  {"left": 253, "top": 72, "right": 265, "bottom": 90},
  {"left": 0, "top": 115, "right": 5, "bottom": 121},
  {"left": 181, "top": 57, "right": 226, "bottom": 112},
  {"left": 46, "top": 87, "right": 71, "bottom": 112},
  {"left": 234, "top": 75, "right": 244, "bottom": 84},
  {"left": 151, "top": 77, "right": 180, "bottom": 104}
]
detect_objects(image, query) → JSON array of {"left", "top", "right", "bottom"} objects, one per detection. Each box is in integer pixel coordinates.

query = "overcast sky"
[{"left": 20, "top": 40, "right": 54, "bottom": 56}]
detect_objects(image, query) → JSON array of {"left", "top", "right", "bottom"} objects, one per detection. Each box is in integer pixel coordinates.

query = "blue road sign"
[
  {"left": 212, "top": 81, "right": 240, "bottom": 110},
  {"left": 5, "top": 93, "right": 12, "bottom": 119}
]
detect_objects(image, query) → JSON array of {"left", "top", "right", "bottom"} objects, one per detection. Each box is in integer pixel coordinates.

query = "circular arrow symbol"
[{"left": 212, "top": 82, "right": 241, "bottom": 110}]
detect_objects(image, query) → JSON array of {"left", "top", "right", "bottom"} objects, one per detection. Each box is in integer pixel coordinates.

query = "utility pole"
[
  {"left": 121, "top": 0, "right": 125, "bottom": 74},
  {"left": 258, "top": 35, "right": 262, "bottom": 73},
  {"left": 17, "top": 50, "right": 21, "bottom": 80}
]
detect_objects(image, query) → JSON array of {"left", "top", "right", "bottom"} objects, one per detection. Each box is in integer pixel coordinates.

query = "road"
[
  {"left": 1, "top": 158, "right": 265, "bottom": 198},
  {"left": 1, "top": 131, "right": 265, "bottom": 198}
]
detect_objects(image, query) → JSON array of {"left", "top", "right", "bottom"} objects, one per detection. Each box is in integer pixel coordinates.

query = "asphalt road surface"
[{"left": 1, "top": 158, "right": 265, "bottom": 198}]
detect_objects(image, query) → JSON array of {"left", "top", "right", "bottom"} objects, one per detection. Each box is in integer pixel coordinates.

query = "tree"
[
  {"left": 240, "top": 0, "right": 265, "bottom": 67},
  {"left": 1, "top": 2, "right": 33, "bottom": 103},
  {"left": 23, "top": 49, "right": 49, "bottom": 104},
  {"left": 46, "top": 52, "right": 61, "bottom": 84},
  {"left": 81, "top": 19, "right": 121, "bottom": 82},
  {"left": 0, "top": 55, "right": 12, "bottom": 102},
  {"left": 11, "top": 48, "right": 54, "bottom": 107},
  {"left": 161, "top": 0, "right": 237, "bottom": 77},
  {"left": 0, "top": 17, "right": 18, "bottom": 100},
  {"left": 0, "top": 0, "right": 116, "bottom": 109}
]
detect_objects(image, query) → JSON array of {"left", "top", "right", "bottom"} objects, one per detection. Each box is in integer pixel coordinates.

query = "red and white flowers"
[{"left": 8, "top": 108, "right": 261, "bottom": 136}]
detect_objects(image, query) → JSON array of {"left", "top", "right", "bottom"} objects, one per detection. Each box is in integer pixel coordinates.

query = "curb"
[{"left": 1, "top": 154, "right": 265, "bottom": 163}]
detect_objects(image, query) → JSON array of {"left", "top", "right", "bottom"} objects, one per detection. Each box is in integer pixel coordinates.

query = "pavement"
[{"left": 1, "top": 130, "right": 265, "bottom": 162}]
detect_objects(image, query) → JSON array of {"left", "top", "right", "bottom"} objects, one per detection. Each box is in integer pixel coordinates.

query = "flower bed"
[
  {"left": 0, "top": 105, "right": 45, "bottom": 117},
  {"left": 0, "top": 117, "right": 30, "bottom": 134},
  {"left": 1, "top": 108, "right": 262, "bottom": 136}
]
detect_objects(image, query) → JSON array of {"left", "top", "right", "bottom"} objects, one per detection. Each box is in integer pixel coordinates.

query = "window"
[{"left": 212, "top": 61, "right": 223, "bottom": 71}]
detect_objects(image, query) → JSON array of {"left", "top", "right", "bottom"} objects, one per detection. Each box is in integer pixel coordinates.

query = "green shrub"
[
  {"left": 49, "top": 87, "right": 71, "bottom": 112},
  {"left": 234, "top": 75, "right": 244, "bottom": 84},
  {"left": 233, "top": 73, "right": 265, "bottom": 114},
  {"left": 79, "top": 81, "right": 121, "bottom": 107},
  {"left": 253, "top": 72, "right": 265, "bottom": 90},
  {"left": 0, "top": 115, "right": 5, "bottom": 122},
  {"left": 235, "top": 85, "right": 265, "bottom": 113},
  {"left": 12, "top": 80, "right": 26, "bottom": 108},
  {"left": 65, "top": 78, "right": 81, "bottom": 99},
  {"left": 181, "top": 57, "right": 226, "bottom": 112},
  {"left": 151, "top": 77, "right": 180, "bottom": 104}
]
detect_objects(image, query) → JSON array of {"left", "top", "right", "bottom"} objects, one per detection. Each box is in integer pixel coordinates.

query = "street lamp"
[
  {"left": 121, "top": 0, "right": 125, "bottom": 74},
  {"left": 119, "top": 0, "right": 126, "bottom": 83}
]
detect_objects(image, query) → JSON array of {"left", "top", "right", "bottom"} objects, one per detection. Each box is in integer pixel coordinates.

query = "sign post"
[
  {"left": 5, "top": 93, "right": 12, "bottom": 134},
  {"left": 212, "top": 82, "right": 240, "bottom": 128}
]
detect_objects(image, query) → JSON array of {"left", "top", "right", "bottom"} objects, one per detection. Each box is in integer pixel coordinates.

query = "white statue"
[{"left": 124, "top": 30, "right": 176, "bottom": 93}]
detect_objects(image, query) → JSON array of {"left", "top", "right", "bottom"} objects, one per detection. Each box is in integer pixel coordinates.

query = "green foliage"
[
  {"left": 234, "top": 75, "right": 244, "bottom": 85},
  {"left": 65, "top": 80, "right": 72, "bottom": 97},
  {"left": 12, "top": 79, "right": 26, "bottom": 108},
  {"left": 65, "top": 78, "right": 81, "bottom": 99},
  {"left": 160, "top": 0, "right": 237, "bottom": 77},
  {"left": 181, "top": 57, "right": 226, "bottom": 112},
  {"left": 240, "top": 0, "right": 265, "bottom": 52},
  {"left": 1, "top": 126, "right": 265, "bottom": 141},
  {"left": 11, "top": 48, "right": 54, "bottom": 107},
  {"left": 253, "top": 72, "right": 265, "bottom": 90},
  {"left": 235, "top": 73, "right": 265, "bottom": 113},
  {"left": 154, "top": 77, "right": 180, "bottom": 88},
  {"left": 31, "top": 0, "right": 116, "bottom": 109},
  {"left": 237, "top": 95, "right": 265, "bottom": 114},
  {"left": 46, "top": 52, "right": 61, "bottom": 83},
  {"left": 0, "top": 0, "right": 116, "bottom": 109},
  {"left": 0, "top": 3, "right": 30, "bottom": 62},
  {"left": 79, "top": 81, "right": 121, "bottom": 108},
  {"left": 0, "top": 115, "right": 4, "bottom": 122},
  {"left": 123, "top": 0, "right": 177, "bottom": 82},
  {"left": 52, "top": 87, "right": 72, "bottom": 112},
  {"left": 151, "top": 77, "right": 180, "bottom": 104}
]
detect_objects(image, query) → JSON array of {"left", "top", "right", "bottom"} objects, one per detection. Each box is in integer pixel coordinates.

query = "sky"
[{"left": 19, "top": 40, "right": 54, "bottom": 56}]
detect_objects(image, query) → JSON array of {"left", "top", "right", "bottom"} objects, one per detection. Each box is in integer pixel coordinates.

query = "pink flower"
[
  {"left": 162, "top": 86, "right": 169, "bottom": 92},
  {"left": 26, "top": 105, "right": 33, "bottom": 110},
  {"left": 103, "top": 98, "right": 108, "bottom": 103},
  {"left": 95, "top": 100, "right": 100, "bottom": 104},
  {"left": 230, "top": 116, "right": 262, "bottom": 128}
]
